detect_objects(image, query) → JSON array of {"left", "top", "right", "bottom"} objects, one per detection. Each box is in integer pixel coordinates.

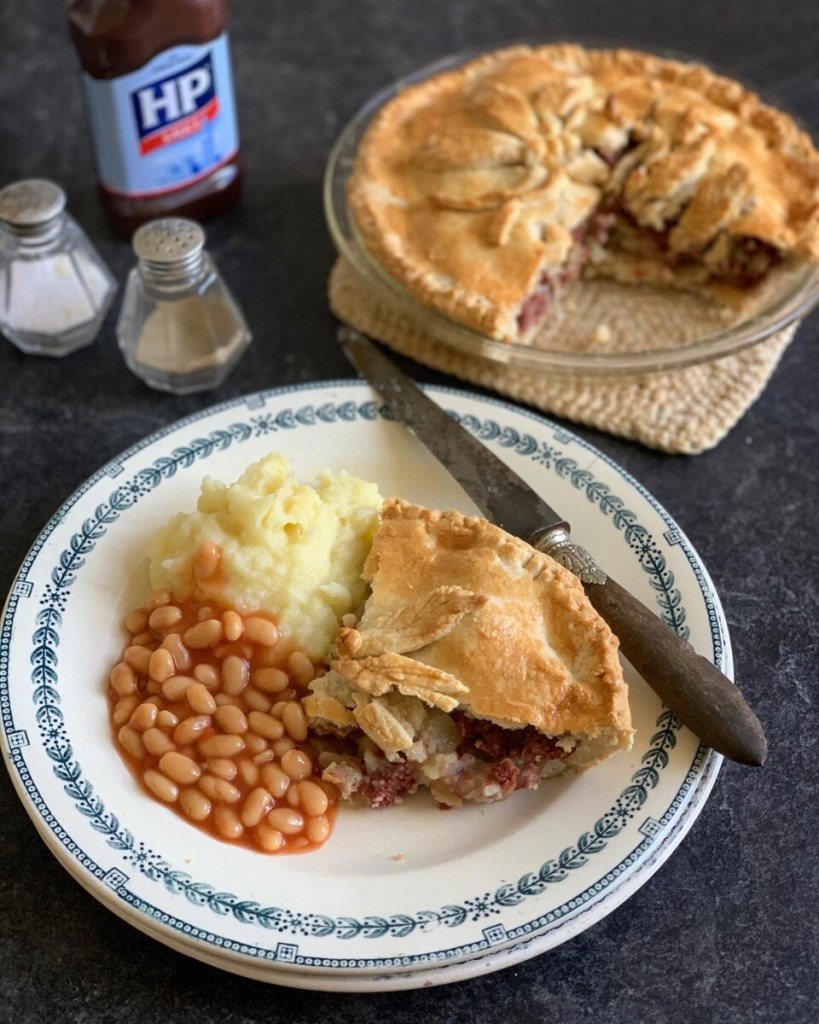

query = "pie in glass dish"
[
  {"left": 304, "top": 500, "right": 633, "bottom": 808},
  {"left": 347, "top": 44, "right": 819, "bottom": 344}
]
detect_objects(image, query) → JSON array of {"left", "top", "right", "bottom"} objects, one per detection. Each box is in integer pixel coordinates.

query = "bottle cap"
[{"left": 0, "top": 179, "right": 66, "bottom": 233}]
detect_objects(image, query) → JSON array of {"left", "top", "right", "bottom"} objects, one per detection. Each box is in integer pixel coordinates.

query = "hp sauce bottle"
[{"left": 68, "top": 0, "right": 241, "bottom": 232}]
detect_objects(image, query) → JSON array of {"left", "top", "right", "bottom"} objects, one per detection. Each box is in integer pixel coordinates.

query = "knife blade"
[{"left": 339, "top": 325, "right": 767, "bottom": 767}]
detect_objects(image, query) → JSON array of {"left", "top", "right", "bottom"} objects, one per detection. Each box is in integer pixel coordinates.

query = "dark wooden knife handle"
[{"left": 583, "top": 575, "right": 767, "bottom": 766}]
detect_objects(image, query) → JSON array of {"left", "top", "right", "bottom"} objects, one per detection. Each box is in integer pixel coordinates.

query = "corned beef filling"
[
  {"left": 451, "top": 710, "right": 569, "bottom": 796},
  {"left": 515, "top": 211, "right": 614, "bottom": 335},
  {"left": 316, "top": 710, "right": 571, "bottom": 809},
  {"left": 594, "top": 146, "right": 628, "bottom": 168},
  {"left": 360, "top": 759, "right": 418, "bottom": 809},
  {"left": 604, "top": 207, "right": 781, "bottom": 287},
  {"left": 712, "top": 236, "right": 782, "bottom": 287},
  {"left": 453, "top": 710, "right": 564, "bottom": 760},
  {"left": 588, "top": 137, "right": 781, "bottom": 290},
  {"left": 517, "top": 277, "right": 554, "bottom": 334},
  {"left": 515, "top": 177, "right": 782, "bottom": 338}
]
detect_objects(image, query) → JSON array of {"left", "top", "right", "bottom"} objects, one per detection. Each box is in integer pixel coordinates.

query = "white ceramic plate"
[{"left": 0, "top": 381, "right": 724, "bottom": 991}]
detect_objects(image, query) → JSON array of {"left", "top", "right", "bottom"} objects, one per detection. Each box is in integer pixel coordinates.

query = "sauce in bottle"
[{"left": 67, "top": 0, "right": 242, "bottom": 233}]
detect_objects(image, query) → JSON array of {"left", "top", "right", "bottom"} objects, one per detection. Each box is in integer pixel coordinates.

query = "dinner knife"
[{"left": 338, "top": 326, "right": 767, "bottom": 767}]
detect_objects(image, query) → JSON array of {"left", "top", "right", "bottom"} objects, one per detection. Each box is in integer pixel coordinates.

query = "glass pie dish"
[{"left": 324, "top": 49, "right": 819, "bottom": 378}]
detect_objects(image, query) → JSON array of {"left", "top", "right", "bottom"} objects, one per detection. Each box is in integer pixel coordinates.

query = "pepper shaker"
[
  {"left": 116, "top": 217, "right": 252, "bottom": 394},
  {"left": 0, "top": 179, "right": 116, "bottom": 356}
]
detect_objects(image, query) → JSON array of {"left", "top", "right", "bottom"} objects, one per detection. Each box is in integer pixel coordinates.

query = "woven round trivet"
[{"left": 329, "top": 257, "right": 798, "bottom": 455}]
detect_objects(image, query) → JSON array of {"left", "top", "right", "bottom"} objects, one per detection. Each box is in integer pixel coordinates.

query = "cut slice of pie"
[
  {"left": 304, "top": 499, "right": 633, "bottom": 807},
  {"left": 348, "top": 44, "right": 819, "bottom": 343}
]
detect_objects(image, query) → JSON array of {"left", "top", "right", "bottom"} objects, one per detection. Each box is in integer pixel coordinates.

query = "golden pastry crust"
[
  {"left": 310, "top": 499, "right": 633, "bottom": 776},
  {"left": 348, "top": 44, "right": 819, "bottom": 342},
  {"left": 337, "top": 585, "right": 487, "bottom": 658}
]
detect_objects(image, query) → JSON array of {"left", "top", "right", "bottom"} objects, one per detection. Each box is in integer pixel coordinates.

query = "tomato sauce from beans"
[{"left": 108, "top": 583, "right": 337, "bottom": 854}]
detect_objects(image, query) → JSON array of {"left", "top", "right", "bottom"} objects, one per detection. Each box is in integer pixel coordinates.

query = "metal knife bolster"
[{"left": 531, "top": 525, "right": 608, "bottom": 586}]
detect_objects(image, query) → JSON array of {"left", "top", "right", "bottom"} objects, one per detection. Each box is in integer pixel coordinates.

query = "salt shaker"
[
  {"left": 0, "top": 179, "right": 116, "bottom": 356},
  {"left": 116, "top": 217, "right": 252, "bottom": 394}
]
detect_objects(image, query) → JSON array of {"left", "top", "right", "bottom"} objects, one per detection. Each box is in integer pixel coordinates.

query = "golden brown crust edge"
[{"left": 348, "top": 47, "right": 541, "bottom": 341}]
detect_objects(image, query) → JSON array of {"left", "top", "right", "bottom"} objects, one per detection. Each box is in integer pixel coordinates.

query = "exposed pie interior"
[{"left": 348, "top": 44, "right": 819, "bottom": 344}]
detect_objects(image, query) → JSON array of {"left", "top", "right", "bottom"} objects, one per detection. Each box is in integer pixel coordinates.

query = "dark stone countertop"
[{"left": 0, "top": 2, "right": 817, "bottom": 1022}]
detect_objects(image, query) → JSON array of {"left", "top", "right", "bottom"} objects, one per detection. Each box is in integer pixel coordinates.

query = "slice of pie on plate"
[
  {"left": 304, "top": 500, "right": 633, "bottom": 807},
  {"left": 348, "top": 44, "right": 819, "bottom": 343}
]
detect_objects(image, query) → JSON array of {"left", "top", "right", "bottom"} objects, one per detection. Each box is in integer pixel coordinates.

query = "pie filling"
[
  {"left": 310, "top": 708, "right": 573, "bottom": 809},
  {"left": 516, "top": 212, "right": 613, "bottom": 336},
  {"left": 516, "top": 207, "right": 782, "bottom": 339},
  {"left": 601, "top": 210, "right": 782, "bottom": 287}
]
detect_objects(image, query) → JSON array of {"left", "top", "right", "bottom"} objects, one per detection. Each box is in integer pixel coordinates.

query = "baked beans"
[
  {"left": 113, "top": 694, "right": 139, "bottom": 726},
  {"left": 186, "top": 682, "right": 217, "bottom": 716},
  {"left": 243, "top": 617, "right": 279, "bottom": 647},
  {"left": 252, "top": 667, "right": 290, "bottom": 694},
  {"left": 110, "top": 662, "right": 137, "bottom": 697},
  {"left": 124, "top": 645, "right": 152, "bottom": 675},
  {"left": 287, "top": 650, "right": 316, "bottom": 686},
  {"left": 130, "top": 701, "right": 158, "bottom": 731},
  {"left": 193, "top": 663, "right": 220, "bottom": 689},
  {"left": 162, "top": 633, "right": 192, "bottom": 672},
  {"left": 124, "top": 608, "right": 149, "bottom": 634},
  {"left": 110, "top": 566, "right": 337, "bottom": 854},
  {"left": 213, "top": 704, "right": 248, "bottom": 735},
  {"left": 143, "top": 727, "right": 176, "bottom": 757},
  {"left": 149, "top": 605, "right": 183, "bottom": 631},
  {"left": 179, "top": 786, "right": 211, "bottom": 821},
  {"left": 207, "top": 757, "right": 238, "bottom": 780},
  {"left": 221, "top": 609, "right": 243, "bottom": 642},
  {"left": 193, "top": 540, "right": 221, "bottom": 581},
  {"left": 222, "top": 655, "right": 249, "bottom": 696},
  {"left": 183, "top": 618, "right": 223, "bottom": 649},
  {"left": 148, "top": 648, "right": 176, "bottom": 683},
  {"left": 144, "top": 768, "right": 178, "bottom": 803},
  {"left": 280, "top": 748, "right": 312, "bottom": 782}
]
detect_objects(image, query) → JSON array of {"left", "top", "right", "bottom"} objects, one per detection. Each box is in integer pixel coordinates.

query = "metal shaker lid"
[
  {"left": 0, "top": 179, "right": 66, "bottom": 228},
  {"left": 133, "top": 218, "right": 206, "bottom": 264}
]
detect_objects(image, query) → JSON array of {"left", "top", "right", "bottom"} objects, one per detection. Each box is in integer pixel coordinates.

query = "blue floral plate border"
[{"left": 0, "top": 382, "right": 724, "bottom": 990}]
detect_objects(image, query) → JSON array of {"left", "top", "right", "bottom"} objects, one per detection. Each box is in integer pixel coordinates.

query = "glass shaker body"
[
  {"left": 116, "top": 217, "right": 251, "bottom": 394},
  {"left": 0, "top": 180, "right": 117, "bottom": 356}
]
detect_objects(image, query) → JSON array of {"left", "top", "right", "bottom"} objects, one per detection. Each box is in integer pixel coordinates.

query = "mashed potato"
[{"left": 149, "top": 453, "right": 382, "bottom": 659}]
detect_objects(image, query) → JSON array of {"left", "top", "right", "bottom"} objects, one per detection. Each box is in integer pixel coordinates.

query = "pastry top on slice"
[
  {"left": 305, "top": 499, "right": 633, "bottom": 803},
  {"left": 348, "top": 44, "right": 819, "bottom": 342}
]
